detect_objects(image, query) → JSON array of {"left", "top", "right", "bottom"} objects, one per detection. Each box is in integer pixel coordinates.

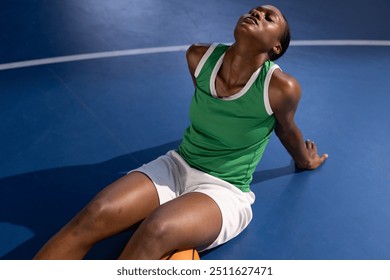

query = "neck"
[{"left": 219, "top": 43, "right": 269, "bottom": 86}]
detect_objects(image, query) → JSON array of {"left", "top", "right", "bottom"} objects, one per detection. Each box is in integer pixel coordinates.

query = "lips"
[{"left": 243, "top": 16, "right": 258, "bottom": 25}]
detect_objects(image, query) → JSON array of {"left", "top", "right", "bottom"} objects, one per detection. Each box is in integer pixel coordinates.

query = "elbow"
[{"left": 275, "top": 123, "right": 294, "bottom": 140}]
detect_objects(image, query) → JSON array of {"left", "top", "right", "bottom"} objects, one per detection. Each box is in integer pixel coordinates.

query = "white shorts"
[{"left": 129, "top": 150, "right": 255, "bottom": 251}]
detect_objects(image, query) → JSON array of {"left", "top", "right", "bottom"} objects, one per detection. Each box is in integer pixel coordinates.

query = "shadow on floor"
[{"left": 0, "top": 140, "right": 296, "bottom": 259}]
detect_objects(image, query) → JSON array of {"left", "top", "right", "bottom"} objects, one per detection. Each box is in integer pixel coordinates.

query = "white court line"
[
  {"left": 1, "top": 40, "right": 389, "bottom": 71},
  {"left": 291, "top": 40, "right": 390, "bottom": 46},
  {"left": 0, "top": 45, "right": 189, "bottom": 71}
]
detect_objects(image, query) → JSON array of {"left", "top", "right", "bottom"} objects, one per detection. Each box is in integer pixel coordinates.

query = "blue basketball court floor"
[{"left": 1, "top": 0, "right": 389, "bottom": 260}]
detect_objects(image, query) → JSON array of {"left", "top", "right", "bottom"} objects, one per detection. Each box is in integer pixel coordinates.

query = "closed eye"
[
  {"left": 249, "top": 9, "right": 274, "bottom": 22},
  {"left": 265, "top": 15, "right": 273, "bottom": 22}
]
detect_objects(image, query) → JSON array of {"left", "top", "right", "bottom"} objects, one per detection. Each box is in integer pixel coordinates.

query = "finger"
[
  {"left": 311, "top": 153, "right": 328, "bottom": 169},
  {"left": 305, "top": 139, "right": 312, "bottom": 149},
  {"left": 305, "top": 139, "right": 316, "bottom": 150}
]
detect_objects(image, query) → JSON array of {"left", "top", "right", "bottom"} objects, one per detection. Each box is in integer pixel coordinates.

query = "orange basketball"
[{"left": 161, "top": 249, "right": 200, "bottom": 260}]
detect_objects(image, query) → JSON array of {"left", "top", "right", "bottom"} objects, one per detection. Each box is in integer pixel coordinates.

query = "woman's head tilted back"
[{"left": 234, "top": 5, "right": 291, "bottom": 61}]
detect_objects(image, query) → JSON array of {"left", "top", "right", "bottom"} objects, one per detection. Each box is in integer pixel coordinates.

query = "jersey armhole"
[
  {"left": 194, "top": 43, "right": 219, "bottom": 78},
  {"left": 264, "top": 64, "right": 281, "bottom": 115}
]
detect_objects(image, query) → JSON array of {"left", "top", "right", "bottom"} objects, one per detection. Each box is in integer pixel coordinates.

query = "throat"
[
  {"left": 215, "top": 51, "right": 261, "bottom": 98},
  {"left": 210, "top": 48, "right": 263, "bottom": 100},
  {"left": 215, "top": 75, "right": 246, "bottom": 98}
]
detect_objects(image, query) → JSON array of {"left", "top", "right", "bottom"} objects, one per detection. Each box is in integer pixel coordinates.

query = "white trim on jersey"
[
  {"left": 194, "top": 43, "right": 219, "bottom": 78},
  {"left": 263, "top": 64, "right": 281, "bottom": 115},
  {"left": 210, "top": 54, "right": 263, "bottom": 101}
]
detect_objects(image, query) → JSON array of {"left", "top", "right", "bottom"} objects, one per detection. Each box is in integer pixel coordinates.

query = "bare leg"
[
  {"left": 118, "top": 192, "right": 223, "bottom": 260},
  {"left": 34, "top": 172, "right": 159, "bottom": 259}
]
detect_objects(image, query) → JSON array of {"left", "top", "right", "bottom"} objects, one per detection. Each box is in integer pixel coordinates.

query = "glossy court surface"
[{"left": 1, "top": 0, "right": 389, "bottom": 259}]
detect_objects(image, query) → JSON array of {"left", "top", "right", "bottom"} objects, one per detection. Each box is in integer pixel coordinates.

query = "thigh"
[
  {"left": 120, "top": 191, "right": 223, "bottom": 259},
  {"left": 72, "top": 171, "right": 160, "bottom": 237},
  {"left": 151, "top": 192, "right": 223, "bottom": 249},
  {"left": 34, "top": 171, "right": 161, "bottom": 260}
]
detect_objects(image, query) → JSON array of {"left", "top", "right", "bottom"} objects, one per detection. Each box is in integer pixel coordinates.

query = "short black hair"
[{"left": 268, "top": 14, "right": 291, "bottom": 61}]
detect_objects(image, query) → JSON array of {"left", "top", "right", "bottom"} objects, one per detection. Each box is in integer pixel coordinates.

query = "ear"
[{"left": 272, "top": 43, "right": 282, "bottom": 55}]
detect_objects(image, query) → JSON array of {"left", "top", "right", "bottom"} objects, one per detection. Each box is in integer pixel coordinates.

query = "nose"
[{"left": 250, "top": 10, "right": 262, "bottom": 21}]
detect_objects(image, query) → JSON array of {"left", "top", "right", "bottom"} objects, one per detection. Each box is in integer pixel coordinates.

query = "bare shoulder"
[
  {"left": 269, "top": 68, "right": 302, "bottom": 111},
  {"left": 186, "top": 43, "right": 212, "bottom": 75}
]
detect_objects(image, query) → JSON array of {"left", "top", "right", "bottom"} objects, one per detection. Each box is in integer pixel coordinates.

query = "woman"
[{"left": 34, "top": 5, "right": 327, "bottom": 260}]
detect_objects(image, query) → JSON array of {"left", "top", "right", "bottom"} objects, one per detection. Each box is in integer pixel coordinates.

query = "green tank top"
[{"left": 178, "top": 43, "right": 279, "bottom": 192}]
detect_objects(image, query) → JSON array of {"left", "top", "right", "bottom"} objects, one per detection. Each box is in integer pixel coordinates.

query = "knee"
[
  {"left": 69, "top": 199, "right": 114, "bottom": 234},
  {"left": 138, "top": 215, "right": 174, "bottom": 247}
]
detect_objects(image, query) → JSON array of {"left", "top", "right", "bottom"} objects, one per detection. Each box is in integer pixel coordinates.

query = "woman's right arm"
[{"left": 186, "top": 44, "right": 211, "bottom": 86}]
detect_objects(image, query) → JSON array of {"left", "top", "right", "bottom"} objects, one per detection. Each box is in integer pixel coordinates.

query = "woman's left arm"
[{"left": 269, "top": 69, "right": 328, "bottom": 170}]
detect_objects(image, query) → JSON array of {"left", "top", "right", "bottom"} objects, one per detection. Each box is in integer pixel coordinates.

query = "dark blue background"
[{"left": 1, "top": 0, "right": 389, "bottom": 259}]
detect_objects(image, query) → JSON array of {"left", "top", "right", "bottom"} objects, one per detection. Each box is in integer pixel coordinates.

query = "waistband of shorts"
[{"left": 168, "top": 150, "right": 254, "bottom": 202}]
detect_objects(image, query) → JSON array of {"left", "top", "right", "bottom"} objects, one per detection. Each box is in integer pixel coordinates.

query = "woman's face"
[{"left": 234, "top": 5, "right": 286, "bottom": 54}]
